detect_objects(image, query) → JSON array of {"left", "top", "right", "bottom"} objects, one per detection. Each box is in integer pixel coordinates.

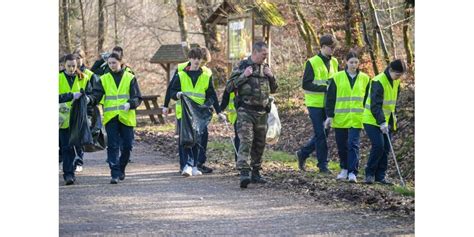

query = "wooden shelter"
[
  {"left": 149, "top": 43, "right": 199, "bottom": 85},
  {"left": 205, "top": 0, "right": 286, "bottom": 68}
]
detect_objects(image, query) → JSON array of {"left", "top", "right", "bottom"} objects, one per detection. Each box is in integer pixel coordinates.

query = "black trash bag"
[
  {"left": 180, "top": 94, "right": 212, "bottom": 148},
  {"left": 69, "top": 89, "right": 93, "bottom": 146},
  {"left": 83, "top": 106, "right": 107, "bottom": 152}
]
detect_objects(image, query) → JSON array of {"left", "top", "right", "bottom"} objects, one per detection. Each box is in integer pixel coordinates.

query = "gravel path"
[{"left": 59, "top": 142, "right": 414, "bottom": 236}]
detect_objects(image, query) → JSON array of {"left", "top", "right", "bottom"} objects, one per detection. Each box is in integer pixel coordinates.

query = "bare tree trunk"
[
  {"left": 114, "top": 0, "right": 119, "bottom": 45},
  {"left": 403, "top": 0, "right": 414, "bottom": 65},
  {"left": 298, "top": 8, "right": 320, "bottom": 47},
  {"left": 356, "top": 0, "right": 379, "bottom": 74},
  {"left": 78, "top": 0, "right": 88, "bottom": 56},
  {"left": 344, "top": 0, "right": 352, "bottom": 46},
  {"left": 291, "top": 5, "right": 312, "bottom": 58},
  {"left": 98, "top": 0, "right": 106, "bottom": 54},
  {"left": 368, "top": 0, "right": 390, "bottom": 65},
  {"left": 196, "top": 0, "right": 220, "bottom": 51},
  {"left": 62, "top": 0, "right": 72, "bottom": 53},
  {"left": 176, "top": 0, "right": 189, "bottom": 54},
  {"left": 386, "top": 0, "right": 397, "bottom": 58}
]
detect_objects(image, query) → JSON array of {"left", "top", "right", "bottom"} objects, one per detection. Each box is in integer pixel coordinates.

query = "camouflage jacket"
[{"left": 225, "top": 57, "right": 278, "bottom": 110}]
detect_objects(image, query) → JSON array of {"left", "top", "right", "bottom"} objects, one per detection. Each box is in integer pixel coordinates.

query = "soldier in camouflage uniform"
[{"left": 226, "top": 41, "right": 278, "bottom": 188}]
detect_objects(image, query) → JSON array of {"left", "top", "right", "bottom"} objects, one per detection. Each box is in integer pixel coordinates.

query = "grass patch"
[
  {"left": 392, "top": 185, "right": 415, "bottom": 197},
  {"left": 136, "top": 123, "right": 176, "bottom": 133}
]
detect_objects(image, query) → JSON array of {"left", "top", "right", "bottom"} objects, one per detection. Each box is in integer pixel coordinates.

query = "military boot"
[
  {"left": 251, "top": 169, "right": 267, "bottom": 184},
  {"left": 240, "top": 169, "right": 251, "bottom": 188}
]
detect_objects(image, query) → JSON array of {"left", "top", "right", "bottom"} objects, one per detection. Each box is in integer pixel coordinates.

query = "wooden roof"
[
  {"left": 206, "top": 0, "right": 286, "bottom": 27},
  {"left": 149, "top": 43, "right": 199, "bottom": 64}
]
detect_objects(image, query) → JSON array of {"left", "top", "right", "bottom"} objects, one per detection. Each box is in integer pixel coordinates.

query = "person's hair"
[
  {"left": 389, "top": 59, "right": 407, "bottom": 73},
  {"left": 252, "top": 41, "right": 268, "bottom": 53},
  {"left": 112, "top": 46, "right": 124, "bottom": 56},
  {"left": 188, "top": 48, "right": 203, "bottom": 59},
  {"left": 63, "top": 54, "right": 84, "bottom": 79},
  {"left": 320, "top": 34, "right": 335, "bottom": 47},
  {"left": 108, "top": 52, "right": 122, "bottom": 61},
  {"left": 346, "top": 51, "right": 359, "bottom": 61},
  {"left": 200, "top": 47, "right": 211, "bottom": 63}
]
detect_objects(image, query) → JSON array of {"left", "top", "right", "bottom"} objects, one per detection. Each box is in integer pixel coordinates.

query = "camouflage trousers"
[{"left": 235, "top": 107, "right": 268, "bottom": 171}]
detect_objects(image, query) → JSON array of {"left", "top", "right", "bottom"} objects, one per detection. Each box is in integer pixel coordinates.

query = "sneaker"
[
  {"left": 110, "top": 178, "right": 119, "bottom": 184},
  {"left": 240, "top": 169, "right": 251, "bottom": 188},
  {"left": 365, "top": 175, "right": 375, "bottom": 184},
  {"left": 376, "top": 179, "right": 394, "bottom": 186},
  {"left": 348, "top": 173, "right": 357, "bottom": 183},
  {"left": 192, "top": 167, "right": 202, "bottom": 176},
  {"left": 296, "top": 151, "right": 307, "bottom": 171},
  {"left": 251, "top": 169, "right": 267, "bottom": 184},
  {"left": 65, "top": 176, "right": 75, "bottom": 186},
  {"left": 119, "top": 173, "right": 126, "bottom": 181},
  {"left": 197, "top": 164, "right": 213, "bottom": 173},
  {"left": 75, "top": 165, "right": 83, "bottom": 172},
  {"left": 181, "top": 165, "right": 192, "bottom": 177},
  {"left": 336, "top": 169, "right": 348, "bottom": 180}
]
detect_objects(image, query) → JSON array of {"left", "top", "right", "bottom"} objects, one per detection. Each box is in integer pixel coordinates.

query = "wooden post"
[{"left": 159, "top": 63, "right": 171, "bottom": 86}]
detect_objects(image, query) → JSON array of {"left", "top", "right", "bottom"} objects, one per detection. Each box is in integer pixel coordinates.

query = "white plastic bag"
[{"left": 266, "top": 100, "right": 281, "bottom": 145}]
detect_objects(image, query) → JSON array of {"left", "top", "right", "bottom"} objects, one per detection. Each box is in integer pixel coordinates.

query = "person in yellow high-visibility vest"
[
  {"left": 324, "top": 52, "right": 370, "bottom": 183},
  {"left": 163, "top": 47, "right": 215, "bottom": 174},
  {"left": 72, "top": 48, "right": 102, "bottom": 172},
  {"left": 169, "top": 48, "right": 225, "bottom": 177},
  {"left": 59, "top": 54, "right": 92, "bottom": 185},
  {"left": 220, "top": 89, "right": 240, "bottom": 162},
  {"left": 87, "top": 53, "right": 143, "bottom": 184},
  {"left": 296, "top": 34, "right": 339, "bottom": 173},
  {"left": 362, "top": 59, "right": 406, "bottom": 185}
]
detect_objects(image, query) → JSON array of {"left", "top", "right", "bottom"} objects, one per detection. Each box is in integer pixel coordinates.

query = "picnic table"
[{"left": 136, "top": 95, "right": 172, "bottom": 124}]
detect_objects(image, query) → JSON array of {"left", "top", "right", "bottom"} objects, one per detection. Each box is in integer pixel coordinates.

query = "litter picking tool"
[
  {"left": 223, "top": 119, "right": 238, "bottom": 154},
  {"left": 385, "top": 133, "right": 406, "bottom": 187}
]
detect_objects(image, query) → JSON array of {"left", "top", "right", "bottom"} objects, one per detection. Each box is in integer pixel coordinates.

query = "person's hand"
[
  {"left": 243, "top": 66, "right": 253, "bottom": 77},
  {"left": 263, "top": 66, "right": 273, "bottom": 78},
  {"left": 162, "top": 107, "right": 168, "bottom": 116},
  {"left": 324, "top": 117, "right": 333, "bottom": 129},
  {"left": 72, "top": 92, "right": 82, "bottom": 100},
  {"left": 176, "top": 92, "right": 183, "bottom": 99},
  {"left": 123, "top": 103, "right": 130, "bottom": 112},
  {"left": 380, "top": 122, "right": 389, "bottom": 134},
  {"left": 218, "top": 113, "right": 227, "bottom": 122}
]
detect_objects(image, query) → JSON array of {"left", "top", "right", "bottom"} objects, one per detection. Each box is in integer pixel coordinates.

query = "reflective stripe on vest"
[
  {"left": 58, "top": 72, "right": 84, "bottom": 129},
  {"left": 332, "top": 71, "right": 370, "bottom": 128},
  {"left": 362, "top": 72, "right": 400, "bottom": 130},
  {"left": 175, "top": 70, "right": 211, "bottom": 119},
  {"left": 101, "top": 71, "right": 137, "bottom": 127},
  {"left": 304, "top": 55, "right": 338, "bottom": 108}
]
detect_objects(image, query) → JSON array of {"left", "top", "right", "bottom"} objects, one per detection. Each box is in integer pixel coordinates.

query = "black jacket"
[
  {"left": 88, "top": 69, "right": 143, "bottom": 109},
  {"left": 170, "top": 67, "right": 221, "bottom": 114}
]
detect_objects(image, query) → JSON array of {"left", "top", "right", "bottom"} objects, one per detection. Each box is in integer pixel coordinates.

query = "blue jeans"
[
  {"left": 364, "top": 124, "right": 391, "bottom": 181},
  {"left": 233, "top": 122, "right": 240, "bottom": 162},
  {"left": 59, "top": 129, "right": 75, "bottom": 180},
  {"left": 335, "top": 128, "right": 361, "bottom": 175},
  {"left": 105, "top": 117, "right": 134, "bottom": 179},
  {"left": 74, "top": 146, "right": 84, "bottom": 166},
  {"left": 299, "top": 107, "right": 328, "bottom": 170}
]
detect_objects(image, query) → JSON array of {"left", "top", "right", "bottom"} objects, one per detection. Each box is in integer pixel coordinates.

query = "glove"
[
  {"left": 217, "top": 113, "right": 227, "bottom": 122},
  {"left": 176, "top": 92, "right": 183, "bottom": 99},
  {"left": 324, "top": 117, "right": 333, "bottom": 129},
  {"left": 123, "top": 103, "right": 131, "bottom": 112},
  {"left": 72, "top": 92, "right": 82, "bottom": 100},
  {"left": 162, "top": 107, "right": 168, "bottom": 116},
  {"left": 380, "top": 122, "right": 389, "bottom": 134}
]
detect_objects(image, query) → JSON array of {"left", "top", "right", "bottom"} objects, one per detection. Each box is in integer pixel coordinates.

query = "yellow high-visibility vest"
[
  {"left": 101, "top": 71, "right": 137, "bottom": 127},
  {"left": 304, "top": 55, "right": 338, "bottom": 108}
]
